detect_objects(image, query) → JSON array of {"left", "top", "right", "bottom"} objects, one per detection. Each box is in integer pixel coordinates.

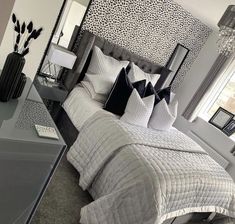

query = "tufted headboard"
[{"left": 61, "top": 30, "right": 171, "bottom": 92}]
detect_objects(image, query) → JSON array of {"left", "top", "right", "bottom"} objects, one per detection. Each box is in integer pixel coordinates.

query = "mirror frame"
[{"left": 34, "top": 0, "right": 92, "bottom": 82}]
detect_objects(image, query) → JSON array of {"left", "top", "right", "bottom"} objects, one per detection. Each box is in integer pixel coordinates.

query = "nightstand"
[
  {"left": 34, "top": 75, "right": 68, "bottom": 103},
  {"left": 34, "top": 75, "right": 69, "bottom": 121}
]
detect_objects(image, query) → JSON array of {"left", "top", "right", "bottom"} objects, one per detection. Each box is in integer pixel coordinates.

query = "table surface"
[
  {"left": 0, "top": 78, "right": 65, "bottom": 145},
  {"left": 34, "top": 75, "right": 68, "bottom": 103},
  {"left": 0, "top": 78, "right": 66, "bottom": 224}
]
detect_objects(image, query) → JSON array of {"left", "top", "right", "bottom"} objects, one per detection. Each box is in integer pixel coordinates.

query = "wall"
[
  {"left": 0, "top": 0, "right": 64, "bottom": 80},
  {"left": 74, "top": 0, "right": 89, "bottom": 7},
  {"left": 174, "top": 31, "right": 235, "bottom": 180},
  {"left": 78, "top": 0, "right": 212, "bottom": 90},
  {"left": 0, "top": 0, "right": 15, "bottom": 45},
  {"left": 173, "top": 0, "right": 235, "bottom": 30}
]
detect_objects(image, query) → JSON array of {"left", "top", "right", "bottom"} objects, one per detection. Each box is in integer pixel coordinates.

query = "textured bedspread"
[{"left": 67, "top": 112, "right": 235, "bottom": 224}]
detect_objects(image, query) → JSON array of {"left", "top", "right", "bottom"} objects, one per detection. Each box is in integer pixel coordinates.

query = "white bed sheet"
[{"left": 63, "top": 85, "right": 108, "bottom": 131}]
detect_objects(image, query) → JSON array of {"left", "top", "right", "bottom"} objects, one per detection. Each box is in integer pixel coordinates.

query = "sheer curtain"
[{"left": 182, "top": 54, "right": 233, "bottom": 121}]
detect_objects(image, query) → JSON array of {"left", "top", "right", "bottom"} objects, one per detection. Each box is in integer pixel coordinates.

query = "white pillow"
[
  {"left": 85, "top": 73, "right": 113, "bottom": 95},
  {"left": 128, "top": 62, "right": 160, "bottom": 86},
  {"left": 87, "top": 46, "right": 129, "bottom": 83},
  {"left": 120, "top": 89, "right": 155, "bottom": 128},
  {"left": 148, "top": 98, "right": 178, "bottom": 131},
  {"left": 80, "top": 81, "right": 107, "bottom": 103}
]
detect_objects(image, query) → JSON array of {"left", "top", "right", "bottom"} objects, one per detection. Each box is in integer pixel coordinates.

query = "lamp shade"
[
  {"left": 47, "top": 44, "right": 77, "bottom": 69},
  {"left": 218, "top": 5, "right": 235, "bottom": 29}
]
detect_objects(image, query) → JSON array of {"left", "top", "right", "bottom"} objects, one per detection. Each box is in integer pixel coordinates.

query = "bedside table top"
[
  {"left": 0, "top": 78, "right": 65, "bottom": 147},
  {"left": 34, "top": 75, "right": 68, "bottom": 103}
]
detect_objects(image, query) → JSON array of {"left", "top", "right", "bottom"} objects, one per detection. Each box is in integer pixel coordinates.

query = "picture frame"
[
  {"left": 209, "top": 107, "right": 234, "bottom": 130},
  {"left": 223, "top": 119, "right": 235, "bottom": 136}
]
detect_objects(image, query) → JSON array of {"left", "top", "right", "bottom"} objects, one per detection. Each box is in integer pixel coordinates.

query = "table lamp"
[{"left": 43, "top": 43, "right": 77, "bottom": 82}]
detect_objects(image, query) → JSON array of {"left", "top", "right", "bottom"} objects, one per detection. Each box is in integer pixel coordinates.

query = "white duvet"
[
  {"left": 63, "top": 85, "right": 105, "bottom": 131},
  {"left": 67, "top": 111, "right": 235, "bottom": 224}
]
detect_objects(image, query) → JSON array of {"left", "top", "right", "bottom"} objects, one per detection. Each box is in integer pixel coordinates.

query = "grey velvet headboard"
[{"left": 61, "top": 30, "right": 170, "bottom": 92}]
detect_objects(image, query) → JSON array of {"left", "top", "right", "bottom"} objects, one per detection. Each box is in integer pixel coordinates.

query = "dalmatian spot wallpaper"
[{"left": 79, "top": 0, "right": 212, "bottom": 90}]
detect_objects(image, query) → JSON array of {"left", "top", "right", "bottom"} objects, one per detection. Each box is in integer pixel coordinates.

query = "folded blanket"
[{"left": 67, "top": 111, "right": 235, "bottom": 224}]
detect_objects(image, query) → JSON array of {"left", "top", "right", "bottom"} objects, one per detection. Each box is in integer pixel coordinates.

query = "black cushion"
[
  {"left": 104, "top": 68, "right": 132, "bottom": 116},
  {"left": 133, "top": 79, "right": 146, "bottom": 98},
  {"left": 157, "top": 86, "right": 171, "bottom": 104},
  {"left": 144, "top": 82, "right": 161, "bottom": 105},
  {"left": 104, "top": 68, "right": 146, "bottom": 115}
]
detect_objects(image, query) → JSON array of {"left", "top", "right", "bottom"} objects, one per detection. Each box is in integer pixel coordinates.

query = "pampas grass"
[{"left": 11, "top": 13, "right": 43, "bottom": 56}]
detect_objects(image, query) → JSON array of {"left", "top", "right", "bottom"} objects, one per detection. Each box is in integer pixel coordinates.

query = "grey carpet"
[
  {"left": 31, "top": 152, "right": 93, "bottom": 224},
  {"left": 30, "top": 152, "right": 208, "bottom": 224}
]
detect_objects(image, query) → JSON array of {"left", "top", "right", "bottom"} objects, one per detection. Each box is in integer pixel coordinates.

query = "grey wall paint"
[
  {"left": 0, "top": 0, "right": 15, "bottom": 46},
  {"left": 79, "top": 0, "right": 212, "bottom": 90},
  {"left": 174, "top": 32, "right": 235, "bottom": 180},
  {"left": 73, "top": 0, "right": 90, "bottom": 7}
]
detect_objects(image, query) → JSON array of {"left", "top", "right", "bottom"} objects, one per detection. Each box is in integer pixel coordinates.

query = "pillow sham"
[
  {"left": 85, "top": 73, "right": 114, "bottom": 95},
  {"left": 148, "top": 98, "right": 178, "bottom": 131},
  {"left": 104, "top": 68, "right": 146, "bottom": 115},
  {"left": 80, "top": 81, "right": 107, "bottom": 103},
  {"left": 121, "top": 89, "right": 155, "bottom": 128},
  {"left": 128, "top": 62, "right": 160, "bottom": 86},
  {"left": 87, "top": 46, "right": 129, "bottom": 83}
]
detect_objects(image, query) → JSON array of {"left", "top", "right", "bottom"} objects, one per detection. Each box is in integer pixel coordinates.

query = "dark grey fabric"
[{"left": 61, "top": 30, "right": 168, "bottom": 91}]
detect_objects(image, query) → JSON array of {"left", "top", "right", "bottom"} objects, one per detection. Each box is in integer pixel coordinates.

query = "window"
[{"left": 198, "top": 58, "right": 235, "bottom": 137}]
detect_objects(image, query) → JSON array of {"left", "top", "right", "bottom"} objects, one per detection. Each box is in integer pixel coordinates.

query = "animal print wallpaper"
[{"left": 79, "top": 0, "right": 212, "bottom": 90}]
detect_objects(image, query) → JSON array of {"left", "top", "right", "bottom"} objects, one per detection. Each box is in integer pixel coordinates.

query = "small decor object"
[
  {"left": 12, "top": 73, "right": 27, "bottom": 99},
  {"left": 0, "top": 13, "right": 42, "bottom": 102},
  {"left": 209, "top": 107, "right": 234, "bottom": 129},
  {"left": 35, "top": 124, "right": 59, "bottom": 140},
  {"left": 223, "top": 120, "right": 235, "bottom": 136}
]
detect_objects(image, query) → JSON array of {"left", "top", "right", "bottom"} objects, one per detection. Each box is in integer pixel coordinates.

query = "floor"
[
  {"left": 31, "top": 152, "right": 93, "bottom": 224},
  {"left": 30, "top": 151, "right": 208, "bottom": 224}
]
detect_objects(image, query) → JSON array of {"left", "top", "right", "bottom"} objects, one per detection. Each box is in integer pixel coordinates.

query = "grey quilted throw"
[{"left": 67, "top": 111, "right": 235, "bottom": 224}]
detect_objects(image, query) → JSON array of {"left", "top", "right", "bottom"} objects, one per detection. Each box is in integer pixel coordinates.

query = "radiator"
[{"left": 188, "top": 131, "right": 230, "bottom": 169}]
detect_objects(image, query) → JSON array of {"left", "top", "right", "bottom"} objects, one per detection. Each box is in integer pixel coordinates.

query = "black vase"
[
  {"left": 12, "top": 73, "right": 27, "bottom": 99},
  {"left": 0, "top": 52, "right": 25, "bottom": 102}
]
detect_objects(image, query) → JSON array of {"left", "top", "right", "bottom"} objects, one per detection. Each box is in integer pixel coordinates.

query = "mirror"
[
  {"left": 35, "top": 0, "right": 91, "bottom": 86},
  {"left": 164, "top": 43, "right": 190, "bottom": 88}
]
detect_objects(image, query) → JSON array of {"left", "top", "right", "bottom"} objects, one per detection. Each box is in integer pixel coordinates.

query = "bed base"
[{"left": 56, "top": 107, "right": 79, "bottom": 148}]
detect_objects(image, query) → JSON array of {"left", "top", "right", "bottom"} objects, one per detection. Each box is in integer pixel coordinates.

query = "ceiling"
[
  {"left": 174, "top": 0, "right": 235, "bottom": 30},
  {"left": 73, "top": 0, "right": 90, "bottom": 7}
]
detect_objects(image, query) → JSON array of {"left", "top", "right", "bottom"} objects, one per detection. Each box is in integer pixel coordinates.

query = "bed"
[{"left": 60, "top": 31, "right": 235, "bottom": 224}]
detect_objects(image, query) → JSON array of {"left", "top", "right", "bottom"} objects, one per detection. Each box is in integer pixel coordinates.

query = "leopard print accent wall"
[{"left": 78, "top": 0, "right": 212, "bottom": 90}]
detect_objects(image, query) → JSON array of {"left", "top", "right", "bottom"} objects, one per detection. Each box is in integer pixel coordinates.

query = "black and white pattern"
[
  {"left": 78, "top": 0, "right": 212, "bottom": 90},
  {"left": 15, "top": 100, "right": 54, "bottom": 130}
]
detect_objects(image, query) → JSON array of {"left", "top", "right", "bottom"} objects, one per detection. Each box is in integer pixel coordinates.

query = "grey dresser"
[{"left": 0, "top": 78, "right": 66, "bottom": 224}]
